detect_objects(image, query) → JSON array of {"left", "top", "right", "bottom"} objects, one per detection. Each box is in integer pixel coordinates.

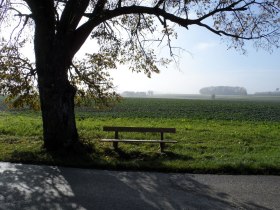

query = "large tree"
[{"left": 0, "top": 0, "right": 279, "bottom": 150}]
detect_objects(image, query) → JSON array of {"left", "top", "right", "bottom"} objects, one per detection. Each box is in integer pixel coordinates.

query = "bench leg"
[
  {"left": 160, "top": 142, "right": 165, "bottom": 153},
  {"left": 160, "top": 132, "right": 165, "bottom": 152},
  {"left": 113, "top": 131, "right": 119, "bottom": 150},
  {"left": 113, "top": 141, "right": 118, "bottom": 150}
]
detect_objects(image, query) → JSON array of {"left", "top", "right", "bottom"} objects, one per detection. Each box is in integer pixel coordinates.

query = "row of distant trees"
[
  {"left": 255, "top": 88, "right": 280, "bottom": 96},
  {"left": 200, "top": 86, "right": 247, "bottom": 96},
  {"left": 122, "top": 91, "right": 154, "bottom": 97}
]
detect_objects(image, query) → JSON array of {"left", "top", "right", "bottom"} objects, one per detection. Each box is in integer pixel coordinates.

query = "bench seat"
[
  {"left": 103, "top": 126, "right": 176, "bottom": 133},
  {"left": 100, "top": 139, "right": 177, "bottom": 143}
]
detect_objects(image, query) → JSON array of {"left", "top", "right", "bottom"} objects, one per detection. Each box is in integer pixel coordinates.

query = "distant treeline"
[
  {"left": 122, "top": 91, "right": 154, "bottom": 97},
  {"left": 254, "top": 91, "right": 280, "bottom": 96},
  {"left": 200, "top": 86, "right": 247, "bottom": 96}
]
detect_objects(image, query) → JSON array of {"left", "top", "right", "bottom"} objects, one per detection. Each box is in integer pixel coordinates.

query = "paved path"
[{"left": 0, "top": 162, "right": 279, "bottom": 210}]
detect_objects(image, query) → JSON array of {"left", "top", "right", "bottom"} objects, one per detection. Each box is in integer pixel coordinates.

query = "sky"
[
  {"left": 90, "top": 25, "right": 280, "bottom": 95},
  {"left": 9, "top": 10, "right": 279, "bottom": 95},
  {"left": 1, "top": 2, "right": 280, "bottom": 95},
  {"left": 20, "top": 23, "right": 280, "bottom": 95}
]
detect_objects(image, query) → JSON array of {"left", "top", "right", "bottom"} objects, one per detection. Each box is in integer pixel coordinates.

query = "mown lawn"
[{"left": 0, "top": 98, "right": 280, "bottom": 174}]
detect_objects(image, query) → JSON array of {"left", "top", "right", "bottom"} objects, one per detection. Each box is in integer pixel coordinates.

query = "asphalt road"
[{"left": 0, "top": 162, "right": 279, "bottom": 210}]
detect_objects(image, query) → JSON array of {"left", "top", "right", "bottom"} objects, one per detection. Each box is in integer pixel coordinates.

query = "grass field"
[{"left": 0, "top": 97, "right": 280, "bottom": 174}]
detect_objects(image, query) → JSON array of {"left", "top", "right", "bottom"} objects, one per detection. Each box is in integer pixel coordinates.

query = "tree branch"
[
  {"left": 197, "top": 0, "right": 251, "bottom": 22},
  {"left": 197, "top": 21, "right": 268, "bottom": 40},
  {"left": 155, "top": 0, "right": 165, "bottom": 8},
  {"left": 71, "top": 1, "right": 279, "bottom": 60},
  {"left": 57, "top": 0, "right": 90, "bottom": 35},
  {"left": 93, "top": 0, "right": 107, "bottom": 14},
  {"left": 71, "top": 5, "right": 192, "bottom": 56}
]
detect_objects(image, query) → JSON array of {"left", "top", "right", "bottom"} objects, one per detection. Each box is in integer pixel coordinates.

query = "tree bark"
[
  {"left": 35, "top": 41, "right": 79, "bottom": 150},
  {"left": 36, "top": 39, "right": 79, "bottom": 151},
  {"left": 38, "top": 71, "right": 78, "bottom": 150}
]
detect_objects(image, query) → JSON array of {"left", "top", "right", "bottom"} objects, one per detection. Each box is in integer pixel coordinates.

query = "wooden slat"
[
  {"left": 100, "top": 139, "right": 177, "bottom": 143},
  {"left": 103, "top": 126, "right": 176, "bottom": 133}
]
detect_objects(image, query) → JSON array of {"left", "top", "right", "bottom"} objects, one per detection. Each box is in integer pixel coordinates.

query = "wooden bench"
[{"left": 100, "top": 126, "right": 177, "bottom": 152}]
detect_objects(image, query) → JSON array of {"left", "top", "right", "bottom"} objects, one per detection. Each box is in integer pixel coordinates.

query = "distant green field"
[
  {"left": 0, "top": 97, "right": 280, "bottom": 174},
  {"left": 78, "top": 97, "right": 280, "bottom": 122},
  {"left": 151, "top": 94, "right": 280, "bottom": 102}
]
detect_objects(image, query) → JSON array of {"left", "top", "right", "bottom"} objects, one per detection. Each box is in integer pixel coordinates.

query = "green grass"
[{"left": 0, "top": 98, "right": 280, "bottom": 174}]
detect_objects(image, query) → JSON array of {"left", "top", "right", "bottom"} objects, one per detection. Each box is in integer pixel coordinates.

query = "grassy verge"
[{"left": 0, "top": 110, "right": 279, "bottom": 174}]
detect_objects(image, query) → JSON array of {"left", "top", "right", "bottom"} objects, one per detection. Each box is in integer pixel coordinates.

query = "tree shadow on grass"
[
  {"left": 0, "top": 162, "right": 275, "bottom": 210},
  {"left": 8, "top": 140, "right": 280, "bottom": 174},
  {"left": 8, "top": 140, "right": 101, "bottom": 171},
  {"left": 111, "top": 148, "right": 194, "bottom": 162}
]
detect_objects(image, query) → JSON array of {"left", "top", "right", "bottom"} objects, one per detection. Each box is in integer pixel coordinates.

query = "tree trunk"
[
  {"left": 36, "top": 46, "right": 79, "bottom": 151},
  {"left": 39, "top": 78, "right": 78, "bottom": 150}
]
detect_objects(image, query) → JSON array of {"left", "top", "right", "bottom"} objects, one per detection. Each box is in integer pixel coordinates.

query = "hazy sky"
[
  {"left": 18, "top": 19, "right": 280, "bottom": 95},
  {"left": 99, "top": 25, "right": 280, "bottom": 94},
  {"left": 2, "top": 3, "right": 280, "bottom": 95}
]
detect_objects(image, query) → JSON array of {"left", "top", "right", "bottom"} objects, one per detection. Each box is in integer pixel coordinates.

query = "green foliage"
[
  {"left": 70, "top": 53, "right": 121, "bottom": 108},
  {"left": 91, "top": 13, "right": 172, "bottom": 78},
  {"left": 0, "top": 44, "right": 120, "bottom": 110},
  {"left": 0, "top": 42, "right": 39, "bottom": 110}
]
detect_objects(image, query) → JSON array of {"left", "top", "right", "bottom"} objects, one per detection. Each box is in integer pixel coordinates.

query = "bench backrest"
[{"left": 103, "top": 126, "right": 176, "bottom": 133}]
